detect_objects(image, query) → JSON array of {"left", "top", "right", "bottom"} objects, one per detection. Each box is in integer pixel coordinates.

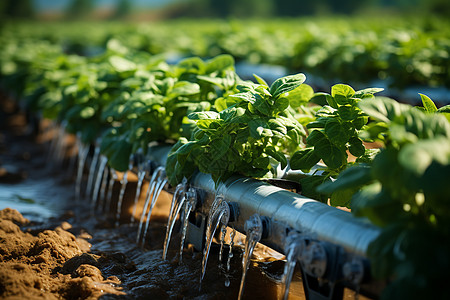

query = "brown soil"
[{"left": 0, "top": 208, "right": 125, "bottom": 299}]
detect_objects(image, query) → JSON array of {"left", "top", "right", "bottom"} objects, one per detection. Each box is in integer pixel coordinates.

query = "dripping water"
[
  {"left": 85, "top": 142, "right": 100, "bottom": 199},
  {"left": 91, "top": 155, "right": 108, "bottom": 210},
  {"left": 281, "top": 234, "right": 304, "bottom": 300},
  {"left": 130, "top": 159, "right": 149, "bottom": 224},
  {"left": 54, "top": 121, "right": 67, "bottom": 168},
  {"left": 238, "top": 214, "right": 263, "bottom": 300},
  {"left": 161, "top": 178, "right": 188, "bottom": 260},
  {"left": 98, "top": 165, "right": 109, "bottom": 212},
  {"left": 140, "top": 175, "right": 168, "bottom": 245},
  {"left": 178, "top": 188, "right": 197, "bottom": 264},
  {"left": 75, "top": 137, "right": 89, "bottom": 202},
  {"left": 224, "top": 227, "right": 236, "bottom": 287},
  {"left": 136, "top": 166, "right": 165, "bottom": 244},
  {"left": 200, "top": 197, "right": 230, "bottom": 284},
  {"left": 115, "top": 157, "right": 134, "bottom": 227},
  {"left": 104, "top": 167, "right": 118, "bottom": 213}
]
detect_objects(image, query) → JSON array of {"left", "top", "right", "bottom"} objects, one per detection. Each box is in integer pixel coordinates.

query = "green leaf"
[
  {"left": 169, "top": 81, "right": 200, "bottom": 97},
  {"left": 269, "top": 73, "right": 306, "bottom": 99},
  {"left": 80, "top": 106, "right": 95, "bottom": 119},
  {"left": 314, "top": 135, "right": 346, "bottom": 169},
  {"left": 331, "top": 84, "right": 355, "bottom": 105},
  {"left": 437, "top": 105, "right": 450, "bottom": 113},
  {"left": 289, "top": 148, "right": 321, "bottom": 172},
  {"left": 249, "top": 119, "right": 273, "bottom": 139},
  {"left": 324, "top": 119, "right": 349, "bottom": 145},
  {"left": 354, "top": 87, "right": 384, "bottom": 99},
  {"left": 299, "top": 175, "right": 331, "bottom": 203},
  {"left": 188, "top": 111, "right": 220, "bottom": 120},
  {"left": 253, "top": 74, "right": 268, "bottom": 87},
  {"left": 358, "top": 97, "right": 409, "bottom": 124},
  {"left": 109, "top": 56, "right": 137, "bottom": 73},
  {"left": 205, "top": 54, "right": 234, "bottom": 73},
  {"left": 310, "top": 92, "right": 334, "bottom": 107},
  {"left": 265, "top": 146, "right": 287, "bottom": 170},
  {"left": 419, "top": 93, "right": 437, "bottom": 113},
  {"left": 398, "top": 137, "right": 450, "bottom": 176},
  {"left": 272, "top": 97, "right": 289, "bottom": 114},
  {"left": 348, "top": 136, "right": 365, "bottom": 157},
  {"left": 108, "top": 140, "right": 132, "bottom": 172},
  {"left": 306, "top": 129, "right": 326, "bottom": 146},
  {"left": 330, "top": 189, "right": 355, "bottom": 208},
  {"left": 318, "top": 164, "right": 372, "bottom": 193},
  {"left": 338, "top": 105, "right": 359, "bottom": 120},
  {"left": 284, "top": 84, "right": 314, "bottom": 109}
]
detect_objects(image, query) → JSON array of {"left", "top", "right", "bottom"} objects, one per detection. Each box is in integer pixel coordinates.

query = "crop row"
[
  {"left": 1, "top": 16, "right": 449, "bottom": 89},
  {"left": 1, "top": 30, "right": 450, "bottom": 299}
]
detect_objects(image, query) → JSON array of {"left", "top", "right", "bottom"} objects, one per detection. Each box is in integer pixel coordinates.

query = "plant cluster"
[{"left": 1, "top": 24, "right": 450, "bottom": 300}]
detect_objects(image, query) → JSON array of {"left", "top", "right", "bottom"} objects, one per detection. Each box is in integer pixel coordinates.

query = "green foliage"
[
  {"left": 319, "top": 97, "right": 450, "bottom": 299},
  {"left": 290, "top": 84, "right": 382, "bottom": 203},
  {"left": 166, "top": 73, "right": 310, "bottom": 186}
]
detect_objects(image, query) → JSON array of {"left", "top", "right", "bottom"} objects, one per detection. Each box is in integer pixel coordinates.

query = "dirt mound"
[{"left": 0, "top": 208, "right": 125, "bottom": 299}]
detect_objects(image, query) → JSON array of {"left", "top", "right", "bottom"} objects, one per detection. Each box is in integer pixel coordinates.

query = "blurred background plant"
[{"left": 1, "top": 0, "right": 448, "bottom": 21}]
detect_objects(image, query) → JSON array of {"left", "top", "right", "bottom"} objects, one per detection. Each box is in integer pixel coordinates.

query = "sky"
[{"left": 33, "top": 0, "right": 178, "bottom": 12}]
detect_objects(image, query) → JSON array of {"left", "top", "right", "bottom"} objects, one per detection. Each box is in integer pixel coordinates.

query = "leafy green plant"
[
  {"left": 100, "top": 54, "right": 240, "bottom": 171},
  {"left": 319, "top": 97, "right": 450, "bottom": 300},
  {"left": 166, "top": 73, "right": 311, "bottom": 186},
  {"left": 289, "top": 84, "right": 383, "bottom": 204}
]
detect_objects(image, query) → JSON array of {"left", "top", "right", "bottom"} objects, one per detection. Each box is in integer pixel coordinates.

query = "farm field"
[{"left": 1, "top": 15, "right": 450, "bottom": 300}]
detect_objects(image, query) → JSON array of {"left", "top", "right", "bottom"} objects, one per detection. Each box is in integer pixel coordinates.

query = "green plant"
[
  {"left": 319, "top": 96, "right": 450, "bottom": 300},
  {"left": 289, "top": 84, "right": 383, "bottom": 204},
  {"left": 166, "top": 73, "right": 311, "bottom": 186}
]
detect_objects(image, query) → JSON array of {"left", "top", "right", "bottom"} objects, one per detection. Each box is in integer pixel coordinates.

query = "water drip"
[
  {"left": 54, "top": 122, "right": 67, "bottom": 167},
  {"left": 281, "top": 233, "right": 305, "bottom": 300},
  {"left": 218, "top": 224, "right": 227, "bottom": 263},
  {"left": 237, "top": 214, "right": 263, "bottom": 300},
  {"left": 75, "top": 138, "right": 89, "bottom": 202},
  {"left": 226, "top": 227, "right": 236, "bottom": 272},
  {"left": 115, "top": 157, "right": 134, "bottom": 227},
  {"left": 141, "top": 176, "right": 168, "bottom": 245},
  {"left": 46, "top": 122, "right": 58, "bottom": 163},
  {"left": 98, "top": 162, "right": 109, "bottom": 212},
  {"left": 91, "top": 155, "right": 108, "bottom": 210},
  {"left": 104, "top": 168, "right": 118, "bottom": 213},
  {"left": 85, "top": 142, "right": 101, "bottom": 199},
  {"left": 200, "top": 197, "right": 230, "bottom": 283},
  {"left": 130, "top": 159, "right": 149, "bottom": 224},
  {"left": 136, "top": 166, "right": 165, "bottom": 244},
  {"left": 178, "top": 188, "right": 197, "bottom": 264},
  {"left": 162, "top": 178, "right": 188, "bottom": 260}
]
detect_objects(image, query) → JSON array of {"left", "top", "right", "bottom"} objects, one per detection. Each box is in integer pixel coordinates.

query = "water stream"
[
  {"left": 136, "top": 166, "right": 165, "bottom": 244},
  {"left": 130, "top": 159, "right": 148, "bottom": 224},
  {"left": 162, "top": 178, "right": 188, "bottom": 260},
  {"left": 282, "top": 234, "right": 305, "bottom": 300},
  {"left": 200, "top": 197, "right": 230, "bottom": 283},
  {"left": 104, "top": 167, "right": 118, "bottom": 213},
  {"left": 178, "top": 188, "right": 197, "bottom": 264},
  {"left": 115, "top": 157, "right": 133, "bottom": 227},
  {"left": 98, "top": 163, "right": 109, "bottom": 212},
  {"left": 85, "top": 143, "right": 100, "bottom": 199},
  {"left": 54, "top": 122, "right": 67, "bottom": 167},
  {"left": 238, "top": 214, "right": 263, "bottom": 300},
  {"left": 140, "top": 176, "right": 168, "bottom": 245},
  {"left": 75, "top": 138, "right": 89, "bottom": 202},
  {"left": 91, "top": 155, "right": 108, "bottom": 210}
]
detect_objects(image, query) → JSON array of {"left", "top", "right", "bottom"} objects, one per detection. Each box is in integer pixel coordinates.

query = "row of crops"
[
  {"left": 1, "top": 19, "right": 449, "bottom": 299},
  {"left": 1, "top": 17, "right": 449, "bottom": 89}
]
